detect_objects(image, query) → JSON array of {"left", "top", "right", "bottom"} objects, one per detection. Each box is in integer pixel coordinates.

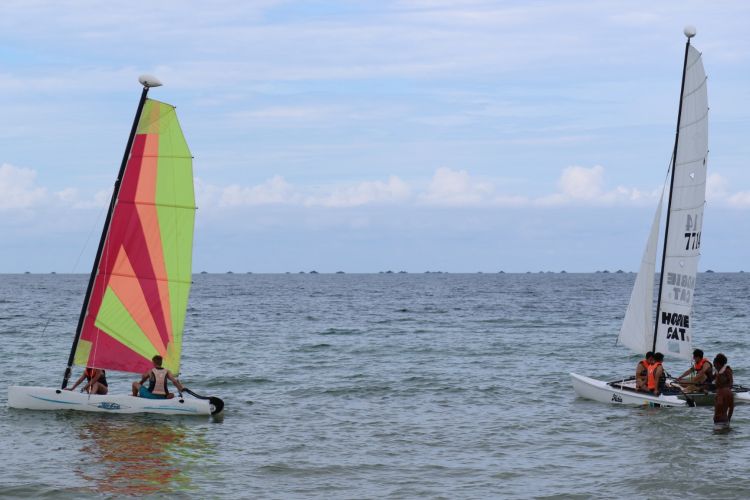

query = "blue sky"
[{"left": 1, "top": 1, "right": 749, "bottom": 272}]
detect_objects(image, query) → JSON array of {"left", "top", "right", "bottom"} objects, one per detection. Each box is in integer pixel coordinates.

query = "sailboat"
[
  {"left": 8, "top": 76, "right": 224, "bottom": 416},
  {"left": 570, "top": 27, "right": 745, "bottom": 407}
]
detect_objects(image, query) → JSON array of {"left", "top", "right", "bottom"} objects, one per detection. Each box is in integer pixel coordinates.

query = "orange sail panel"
[{"left": 75, "top": 99, "right": 194, "bottom": 374}]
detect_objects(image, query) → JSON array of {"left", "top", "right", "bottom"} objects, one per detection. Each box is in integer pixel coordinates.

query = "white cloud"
[
  {"left": 54, "top": 187, "right": 109, "bottom": 209},
  {"left": 0, "top": 163, "right": 47, "bottom": 210},
  {"left": 218, "top": 175, "right": 298, "bottom": 207},
  {"left": 707, "top": 172, "right": 729, "bottom": 201},
  {"left": 728, "top": 192, "right": 750, "bottom": 208},
  {"left": 559, "top": 164, "right": 605, "bottom": 200},
  {"left": 708, "top": 173, "right": 750, "bottom": 208},
  {"left": 307, "top": 176, "right": 411, "bottom": 207},
  {"left": 536, "top": 165, "right": 658, "bottom": 206},
  {"left": 6, "top": 164, "right": 750, "bottom": 216},
  {"left": 419, "top": 167, "right": 494, "bottom": 206}
]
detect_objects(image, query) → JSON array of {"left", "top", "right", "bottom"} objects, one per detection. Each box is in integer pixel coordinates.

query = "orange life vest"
[
  {"left": 694, "top": 357, "right": 708, "bottom": 371},
  {"left": 693, "top": 357, "right": 714, "bottom": 382},
  {"left": 637, "top": 359, "right": 651, "bottom": 377},
  {"left": 647, "top": 361, "right": 663, "bottom": 390}
]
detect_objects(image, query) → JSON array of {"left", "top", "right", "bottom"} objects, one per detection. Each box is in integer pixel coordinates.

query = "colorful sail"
[
  {"left": 655, "top": 44, "right": 708, "bottom": 359},
  {"left": 74, "top": 99, "right": 195, "bottom": 374}
]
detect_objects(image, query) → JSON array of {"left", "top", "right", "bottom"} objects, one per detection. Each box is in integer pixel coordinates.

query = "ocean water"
[{"left": 1, "top": 272, "right": 750, "bottom": 498}]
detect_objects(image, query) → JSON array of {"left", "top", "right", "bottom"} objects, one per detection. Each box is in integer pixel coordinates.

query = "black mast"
[
  {"left": 651, "top": 32, "right": 694, "bottom": 353},
  {"left": 62, "top": 78, "right": 157, "bottom": 388}
]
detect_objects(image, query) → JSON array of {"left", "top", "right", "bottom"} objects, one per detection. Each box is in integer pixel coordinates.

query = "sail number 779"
[
  {"left": 684, "top": 213, "right": 701, "bottom": 251},
  {"left": 684, "top": 231, "right": 701, "bottom": 250}
]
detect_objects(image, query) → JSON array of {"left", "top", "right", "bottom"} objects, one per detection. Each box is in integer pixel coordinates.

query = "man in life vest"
[
  {"left": 713, "top": 353, "right": 734, "bottom": 428},
  {"left": 676, "top": 348, "right": 714, "bottom": 393},
  {"left": 635, "top": 352, "right": 655, "bottom": 392},
  {"left": 132, "top": 355, "right": 184, "bottom": 400},
  {"left": 66, "top": 367, "right": 108, "bottom": 395},
  {"left": 647, "top": 352, "right": 667, "bottom": 396}
]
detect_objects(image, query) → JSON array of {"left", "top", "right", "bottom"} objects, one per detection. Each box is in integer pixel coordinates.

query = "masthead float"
[{"left": 9, "top": 75, "right": 224, "bottom": 416}]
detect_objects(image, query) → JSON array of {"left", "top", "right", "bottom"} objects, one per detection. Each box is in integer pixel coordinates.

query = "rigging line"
[
  {"left": 35, "top": 199, "right": 108, "bottom": 344},
  {"left": 71, "top": 201, "right": 109, "bottom": 275}
]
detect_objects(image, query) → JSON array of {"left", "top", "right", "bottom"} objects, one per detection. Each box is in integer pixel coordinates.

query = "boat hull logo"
[
  {"left": 96, "top": 402, "right": 121, "bottom": 410},
  {"left": 611, "top": 394, "right": 622, "bottom": 403}
]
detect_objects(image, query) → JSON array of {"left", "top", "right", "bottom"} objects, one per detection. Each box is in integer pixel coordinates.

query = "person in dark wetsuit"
[
  {"left": 713, "top": 353, "right": 734, "bottom": 427},
  {"left": 66, "top": 367, "right": 108, "bottom": 395},
  {"left": 132, "top": 355, "right": 185, "bottom": 400}
]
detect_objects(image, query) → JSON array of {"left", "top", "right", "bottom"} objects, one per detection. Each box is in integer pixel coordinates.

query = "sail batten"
[
  {"left": 119, "top": 200, "right": 197, "bottom": 210},
  {"left": 74, "top": 98, "right": 194, "bottom": 375}
]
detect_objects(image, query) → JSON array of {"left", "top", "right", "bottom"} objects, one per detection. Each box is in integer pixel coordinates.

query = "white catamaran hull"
[
  {"left": 8, "top": 386, "right": 212, "bottom": 415},
  {"left": 570, "top": 373, "right": 686, "bottom": 407}
]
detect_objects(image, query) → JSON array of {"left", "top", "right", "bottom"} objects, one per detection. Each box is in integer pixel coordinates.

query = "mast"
[
  {"left": 61, "top": 75, "right": 163, "bottom": 388},
  {"left": 651, "top": 28, "right": 695, "bottom": 353}
]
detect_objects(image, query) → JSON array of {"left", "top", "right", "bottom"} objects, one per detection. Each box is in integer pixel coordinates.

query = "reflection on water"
[{"left": 72, "top": 415, "right": 215, "bottom": 496}]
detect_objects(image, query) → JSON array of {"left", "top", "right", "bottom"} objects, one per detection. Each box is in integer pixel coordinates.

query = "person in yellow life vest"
[
  {"left": 635, "top": 351, "right": 655, "bottom": 392},
  {"left": 647, "top": 352, "right": 666, "bottom": 396},
  {"left": 131, "top": 355, "right": 185, "bottom": 400},
  {"left": 66, "top": 367, "right": 108, "bottom": 395},
  {"left": 676, "top": 348, "right": 714, "bottom": 393}
]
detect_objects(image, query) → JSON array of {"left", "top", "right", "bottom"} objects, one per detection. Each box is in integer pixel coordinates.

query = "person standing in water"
[
  {"left": 713, "top": 353, "right": 734, "bottom": 427},
  {"left": 636, "top": 352, "right": 654, "bottom": 392},
  {"left": 132, "top": 355, "right": 185, "bottom": 399}
]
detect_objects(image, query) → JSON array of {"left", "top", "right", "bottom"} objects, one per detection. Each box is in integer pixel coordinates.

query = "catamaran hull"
[
  {"left": 8, "top": 386, "right": 213, "bottom": 415},
  {"left": 570, "top": 373, "right": 686, "bottom": 407}
]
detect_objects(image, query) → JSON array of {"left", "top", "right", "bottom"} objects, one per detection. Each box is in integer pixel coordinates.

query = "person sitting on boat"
[
  {"left": 712, "top": 353, "right": 734, "bottom": 427},
  {"left": 647, "top": 352, "right": 667, "bottom": 396},
  {"left": 132, "top": 355, "right": 184, "bottom": 400},
  {"left": 675, "top": 348, "right": 714, "bottom": 392},
  {"left": 66, "top": 367, "right": 108, "bottom": 395},
  {"left": 635, "top": 352, "right": 654, "bottom": 392}
]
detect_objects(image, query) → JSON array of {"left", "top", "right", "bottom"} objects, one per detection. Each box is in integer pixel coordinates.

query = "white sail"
[
  {"left": 618, "top": 193, "right": 664, "bottom": 353},
  {"left": 654, "top": 44, "right": 708, "bottom": 359}
]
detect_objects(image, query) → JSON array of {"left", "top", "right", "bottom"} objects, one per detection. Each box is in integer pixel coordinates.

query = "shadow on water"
[{"left": 70, "top": 414, "right": 217, "bottom": 496}]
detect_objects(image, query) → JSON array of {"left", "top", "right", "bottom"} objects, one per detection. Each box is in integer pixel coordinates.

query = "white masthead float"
[
  {"left": 570, "top": 27, "right": 746, "bottom": 407},
  {"left": 8, "top": 76, "right": 224, "bottom": 416}
]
